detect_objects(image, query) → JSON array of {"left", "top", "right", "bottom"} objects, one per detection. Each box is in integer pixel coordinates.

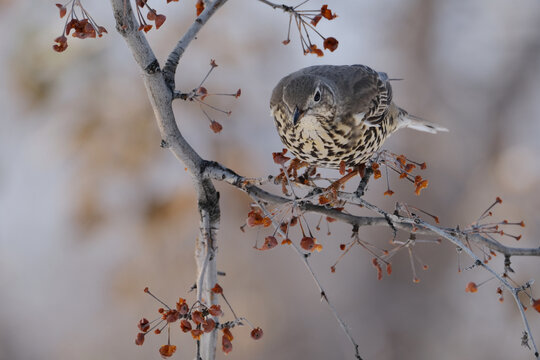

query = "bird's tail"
[{"left": 397, "top": 109, "right": 448, "bottom": 134}]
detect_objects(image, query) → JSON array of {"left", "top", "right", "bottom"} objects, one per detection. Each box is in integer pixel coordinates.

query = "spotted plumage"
[{"left": 270, "top": 65, "right": 447, "bottom": 168}]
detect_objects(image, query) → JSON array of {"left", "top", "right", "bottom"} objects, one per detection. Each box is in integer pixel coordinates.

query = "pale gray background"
[{"left": 1, "top": 1, "right": 539, "bottom": 359}]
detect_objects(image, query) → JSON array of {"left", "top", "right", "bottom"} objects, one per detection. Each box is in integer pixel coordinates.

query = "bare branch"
[
  {"left": 109, "top": 1, "right": 538, "bottom": 357},
  {"left": 162, "top": 0, "right": 228, "bottom": 90},
  {"left": 251, "top": 195, "right": 363, "bottom": 360},
  {"left": 204, "top": 159, "right": 540, "bottom": 356},
  {"left": 258, "top": 0, "right": 292, "bottom": 11},
  {"left": 110, "top": 0, "right": 204, "bottom": 174},
  {"left": 110, "top": 2, "right": 227, "bottom": 359},
  {"left": 195, "top": 205, "right": 219, "bottom": 360},
  {"left": 204, "top": 162, "right": 540, "bottom": 258}
]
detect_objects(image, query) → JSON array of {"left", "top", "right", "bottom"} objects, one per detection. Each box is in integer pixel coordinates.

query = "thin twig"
[
  {"left": 257, "top": 0, "right": 291, "bottom": 11},
  {"left": 252, "top": 195, "right": 363, "bottom": 360},
  {"left": 163, "top": 0, "right": 228, "bottom": 90}
]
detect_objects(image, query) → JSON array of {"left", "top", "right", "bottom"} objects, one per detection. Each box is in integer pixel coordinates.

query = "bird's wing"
[
  {"left": 299, "top": 65, "right": 391, "bottom": 125},
  {"left": 338, "top": 65, "right": 393, "bottom": 126}
]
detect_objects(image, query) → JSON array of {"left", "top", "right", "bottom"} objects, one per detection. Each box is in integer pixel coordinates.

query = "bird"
[{"left": 270, "top": 64, "right": 447, "bottom": 169}]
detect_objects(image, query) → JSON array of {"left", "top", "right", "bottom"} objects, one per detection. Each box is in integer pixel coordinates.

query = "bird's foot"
[
  {"left": 355, "top": 165, "right": 373, "bottom": 198},
  {"left": 324, "top": 165, "right": 363, "bottom": 194}
]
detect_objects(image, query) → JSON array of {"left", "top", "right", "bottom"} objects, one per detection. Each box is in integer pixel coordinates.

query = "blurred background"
[{"left": 1, "top": 0, "right": 540, "bottom": 359}]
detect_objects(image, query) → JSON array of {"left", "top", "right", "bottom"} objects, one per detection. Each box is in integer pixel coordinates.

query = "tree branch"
[
  {"left": 195, "top": 200, "right": 219, "bottom": 360},
  {"left": 204, "top": 160, "right": 539, "bottom": 357},
  {"left": 204, "top": 162, "right": 540, "bottom": 258},
  {"left": 251, "top": 195, "right": 363, "bottom": 360},
  {"left": 257, "top": 0, "right": 293, "bottom": 11},
  {"left": 110, "top": 1, "right": 539, "bottom": 357},
  {"left": 162, "top": 0, "right": 228, "bottom": 90},
  {"left": 110, "top": 2, "right": 227, "bottom": 359},
  {"left": 110, "top": 0, "right": 203, "bottom": 172}
]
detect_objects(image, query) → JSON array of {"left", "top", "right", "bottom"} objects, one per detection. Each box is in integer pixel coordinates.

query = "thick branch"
[
  {"left": 110, "top": 2, "right": 226, "bottom": 359},
  {"left": 110, "top": 0, "right": 203, "bottom": 173},
  {"left": 195, "top": 189, "right": 220, "bottom": 360}
]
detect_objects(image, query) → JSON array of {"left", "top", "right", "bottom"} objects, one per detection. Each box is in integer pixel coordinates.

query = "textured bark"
[{"left": 109, "top": 1, "right": 226, "bottom": 358}]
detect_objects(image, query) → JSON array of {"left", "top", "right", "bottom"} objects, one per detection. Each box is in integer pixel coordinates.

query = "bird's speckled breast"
[{"left": 272, "top": 105, "right": 394, "bottom": 168}]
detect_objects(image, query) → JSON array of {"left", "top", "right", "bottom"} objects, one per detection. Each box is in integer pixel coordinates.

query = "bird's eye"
[{"left": 313, "top": 90, "right": 321, "bottom": 102}]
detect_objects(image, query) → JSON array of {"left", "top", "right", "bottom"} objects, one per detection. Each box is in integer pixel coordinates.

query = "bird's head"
[{"left": 282, "top": 74, "right": 336, "bottom": 126}]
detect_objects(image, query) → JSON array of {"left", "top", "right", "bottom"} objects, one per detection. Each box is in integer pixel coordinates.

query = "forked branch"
[
  {"left": 110, "top": 1, "right": 226, "bottom": 359},
  {"left": 109, "top": 0, "right": 539, "bottom": 358}
]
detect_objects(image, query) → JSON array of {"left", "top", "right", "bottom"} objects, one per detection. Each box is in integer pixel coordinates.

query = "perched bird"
[{"left": 270, "top": 65, "right": 447, "bottom": 168}]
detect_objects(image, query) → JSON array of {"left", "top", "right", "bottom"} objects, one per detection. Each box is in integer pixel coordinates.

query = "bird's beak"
[{"left": 293, "top": 106, "right": 304, "bottom": 126}]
